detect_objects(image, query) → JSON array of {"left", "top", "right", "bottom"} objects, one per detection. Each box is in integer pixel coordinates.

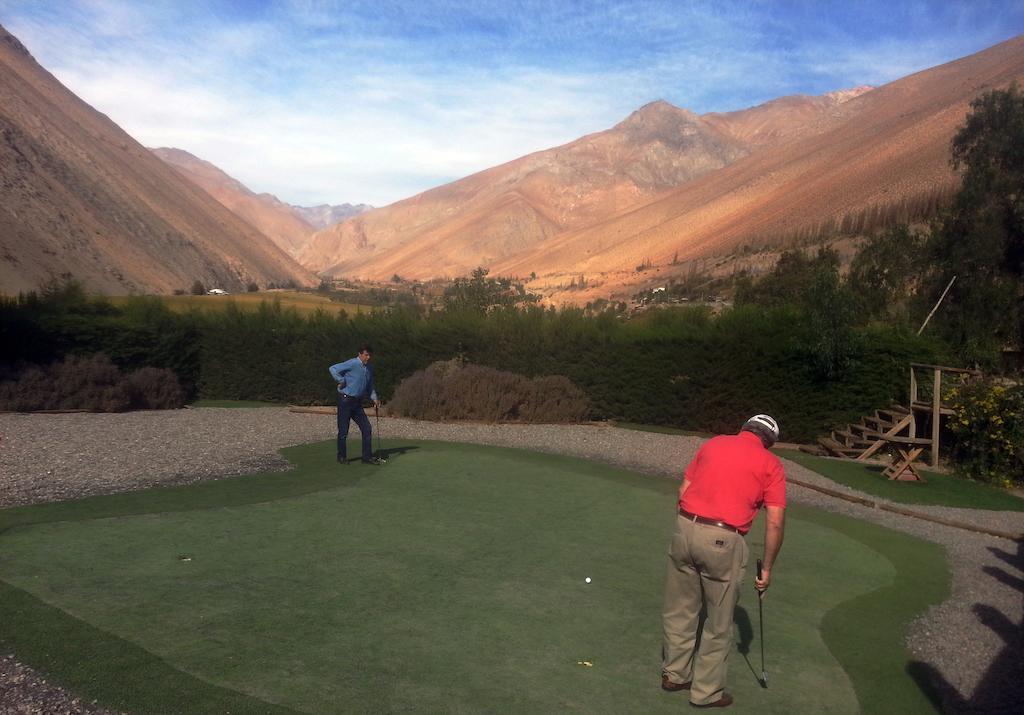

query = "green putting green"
[{"left": 0, "top": 440, "right": 948, "bottom": 714}]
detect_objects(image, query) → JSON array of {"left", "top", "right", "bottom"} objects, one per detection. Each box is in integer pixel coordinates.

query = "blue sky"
[{"left": 2, "top": 1, "right": 1023, "bottom": 207}]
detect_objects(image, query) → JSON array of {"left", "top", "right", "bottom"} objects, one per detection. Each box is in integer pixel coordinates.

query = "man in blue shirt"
[{"left": 328, "top": 344, "right": 383, "bottom": 465}]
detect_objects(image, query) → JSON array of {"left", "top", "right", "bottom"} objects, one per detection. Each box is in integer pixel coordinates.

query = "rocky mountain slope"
[
  {"left": 303, "top": 36, "right": 1024, "bottom": 306},
  {"left": 151, "top": 147, "right": 317, "bottom": 258},
  {"left": 299, "top": 89, "right": 870, "bottom": 281},
  {"left": 0, "top": 25, "right": 315, "bottom": 294},
  {"left": 493, "top": 35, "right": 1024, "bottom": 302},
  {"left": 151, "top": 148, "right": 374, "bottom": 253}
]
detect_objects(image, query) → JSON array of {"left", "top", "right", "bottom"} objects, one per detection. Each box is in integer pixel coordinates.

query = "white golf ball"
[{"left": 585, "top": 577, "right": 592, "bottom": 583}]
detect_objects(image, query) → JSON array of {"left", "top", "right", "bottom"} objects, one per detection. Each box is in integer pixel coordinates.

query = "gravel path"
[{"left": 1, "top": 408, "right": 1021, "bottom": 713}]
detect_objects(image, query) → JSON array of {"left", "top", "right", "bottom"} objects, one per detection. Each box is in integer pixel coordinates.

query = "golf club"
[
  {"left": 374, "top": 403, "right": 387, "bottom": 463},
  {"left": 757, "top": 558, "right": 768, "bottom": 688}
]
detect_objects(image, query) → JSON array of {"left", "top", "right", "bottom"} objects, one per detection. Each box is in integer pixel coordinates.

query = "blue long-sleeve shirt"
[{"left": 329, "top": 357, "right": 378, "bottom": 401}]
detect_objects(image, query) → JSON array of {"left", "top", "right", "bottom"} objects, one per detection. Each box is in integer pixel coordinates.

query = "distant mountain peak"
[
  {"left": 613, "top": 100, "right": 704, "bottom": 144},
  {"left": 289, "top": 203, "right": 374, "bottom": 230},
  {"left": 636, "top": 99, "right": 684, "bottom": 112},
  {"left": 620, "top": 99, "right": 697, "bottom": 123}
]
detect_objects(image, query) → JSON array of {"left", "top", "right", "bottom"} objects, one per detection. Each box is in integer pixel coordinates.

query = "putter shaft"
[
  {"left": 757, "top": 559, "right": 767, "bottom": 688},
  {"left": 374, "top": 404, "right": 385, "bottom": 461}
]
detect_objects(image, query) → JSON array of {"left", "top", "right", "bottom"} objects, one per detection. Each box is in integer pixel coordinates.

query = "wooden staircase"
[
  {"left": 817, "top": 405, "right": 915, "bottom": 461},
  {"left": 814, "top": 363, "right": 981, "bottom": 466}
]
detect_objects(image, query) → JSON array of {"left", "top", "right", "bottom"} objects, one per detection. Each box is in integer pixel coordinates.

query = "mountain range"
[
  {"left": 150, "top": 147, "right": 372, "bottom": 256},
  {"left": 298, "top": 35, "right": 1024, "bottom": 303},
  {"left": 492, "top": 38, "right": 1024, "bottom": 301},
  {"left": 297, "top": 88, "right": 872, "bottom": 283},
  {"left": 288, "top": 202, "right": 373, "bottom": 231},
  {"left": 3, "top": 22, "right": 1023, "bottom": 300}
]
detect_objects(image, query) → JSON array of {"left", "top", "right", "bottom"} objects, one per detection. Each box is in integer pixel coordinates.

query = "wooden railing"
[{"left": 908, "top": 363, "right": 982, "bottom": 467}]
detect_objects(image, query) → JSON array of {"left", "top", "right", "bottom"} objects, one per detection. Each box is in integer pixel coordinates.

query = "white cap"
[{"left": 744, "top": 414, "right": 780, "bottom": 442}]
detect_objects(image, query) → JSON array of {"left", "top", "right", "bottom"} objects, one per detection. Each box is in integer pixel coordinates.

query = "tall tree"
[
  {"left": 443, "top": 267, "right": 538, "bottom": 314},
  {"left": 921, "top": 84, "right": 1024, "bottom": 364},
  {"left": 848, "top": 224, "right": 927, "bottom": 321}
]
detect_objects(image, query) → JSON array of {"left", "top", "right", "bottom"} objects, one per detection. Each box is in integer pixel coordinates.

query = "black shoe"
[
  {"left": 337, "top": 456, "right": 348, "bottom": 464},
  {"left": 361, "top": 457, "right": 385, "bottom": 465}
]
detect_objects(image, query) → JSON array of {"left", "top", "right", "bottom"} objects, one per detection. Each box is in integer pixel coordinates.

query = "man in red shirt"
[{"left": 660, "top": 415, "right": 786, "bottom": 708}]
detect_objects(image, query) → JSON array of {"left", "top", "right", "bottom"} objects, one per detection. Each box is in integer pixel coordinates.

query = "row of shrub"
[
  {"left": 0, "top": 354, "right": 185, "bottom": 412},
  {"left": 0, "top": 283, "right": 202, "bottom": 399},
  {"left": 7, "top": 282, "right": 1023, "bottom": 484},
  {"left": 1, "top": 284, "right": 941, "bottom": 440}
]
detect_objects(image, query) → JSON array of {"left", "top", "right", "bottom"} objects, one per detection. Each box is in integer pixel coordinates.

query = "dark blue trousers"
[{"left": 337, "top": 394, "right": 373, "bottom": 461}]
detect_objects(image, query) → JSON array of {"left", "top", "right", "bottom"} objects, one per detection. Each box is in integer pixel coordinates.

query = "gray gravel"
[
  {"left": 0, "top": 655, "right": 119, "bottom": 715},
  {"left": 1, "top": 407, "right": 1022, "bottom": 713}
]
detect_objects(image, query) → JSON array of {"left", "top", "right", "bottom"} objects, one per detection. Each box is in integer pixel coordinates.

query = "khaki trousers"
[{"left": 661, "top": 514, "right": 749, "bottom": 705}]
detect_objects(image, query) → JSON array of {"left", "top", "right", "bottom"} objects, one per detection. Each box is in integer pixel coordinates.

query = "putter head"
[{"left": 760, "top": 672, "right": 768, "bottom": 689}]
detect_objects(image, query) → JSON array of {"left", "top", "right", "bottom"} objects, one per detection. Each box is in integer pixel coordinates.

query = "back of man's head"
[{"left": 741, "top": 414, "right": 780, "bottom": 448}]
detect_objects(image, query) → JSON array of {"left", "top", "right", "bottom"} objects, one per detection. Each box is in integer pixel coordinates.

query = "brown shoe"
[
  {"left": 690, "top": 693, "right": 733, "bottom": 708},
  {"left": 661, "top": 675, "right": 691, "bottom": 692}
]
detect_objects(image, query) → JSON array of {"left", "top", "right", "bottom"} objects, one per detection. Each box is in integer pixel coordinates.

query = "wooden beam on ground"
[{"left": 288, "top": 405, "right": 337, "bottom": 415}]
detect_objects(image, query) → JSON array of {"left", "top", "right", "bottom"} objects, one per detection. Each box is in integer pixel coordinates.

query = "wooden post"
[
  {"left": 909, "top": 366, "right": 918, "bottom": 438},
  {"left": 931, "top": 367, "right": 942, "bottom": 468}
]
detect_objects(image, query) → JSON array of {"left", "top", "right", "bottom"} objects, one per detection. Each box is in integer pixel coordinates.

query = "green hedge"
[
  {"left": 1, "top": 294, "right": 201, "bottom": 399},
  {"left": 195, "top": 303, "right": 939, "bottom": 442},
  {"left": 1, "top": 294, "right": 941, "bottom": 443}
]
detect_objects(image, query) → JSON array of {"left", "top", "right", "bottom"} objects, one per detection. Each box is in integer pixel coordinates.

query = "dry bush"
[
  {"left": 0, "top": 354, "right": 185, "bottom": 412},
  {"left": 125, "top": 366, "right": 186, "bottom": 409},
  {"left": 54, "top": 354, "right": 130, "bottom": 411},
  {"left": 0, "top": 366, "right": 54, "bottom": 412},
  {"left": 389, "top": 359, "right": 590, "bottom": 423}
]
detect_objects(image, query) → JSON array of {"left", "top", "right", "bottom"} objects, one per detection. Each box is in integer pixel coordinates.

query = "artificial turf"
[
  {"left": 777, "top": 449, "right": 1024, "bottom": 511},
  {"left": 0, "top": 440, "right": 948, "bottom": 713}
]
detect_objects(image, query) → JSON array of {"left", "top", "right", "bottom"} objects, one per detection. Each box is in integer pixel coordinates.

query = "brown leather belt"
[{"left": 679, "top": 508, "right": 742, "bottom": 534}]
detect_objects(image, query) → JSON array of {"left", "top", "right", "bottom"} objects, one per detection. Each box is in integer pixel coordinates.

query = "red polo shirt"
[{"left": 678, "top": 430, "right": 786, "bottom": 534}]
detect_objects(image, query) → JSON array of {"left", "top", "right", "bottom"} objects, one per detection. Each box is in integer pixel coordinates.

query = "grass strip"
[
  {"left": 0, "top": 443, "right": 355, "bottom": 535},
  {"left": 0, "top": 581, "right": 299, "bottom": 715},
  {"left": 791, "top": 503, "right": 951, "bottom": 713},
  {"left": 778, "top": 449, "right": 1024, "bottom": 511},
  {"left": 107, "top": 292, "right": 369, "bottom": 316}
]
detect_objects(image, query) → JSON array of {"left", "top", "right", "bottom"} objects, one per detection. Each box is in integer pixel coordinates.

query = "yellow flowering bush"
[{"left": 946, "top": 379, "right": 1024, "bottom": 487}]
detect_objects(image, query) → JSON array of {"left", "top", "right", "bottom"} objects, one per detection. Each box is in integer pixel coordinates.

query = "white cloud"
[
  {"left": 28, "top": 27, "right": 629, "bottom": 205},
  {"left": 3, "top": 0, "right": 1023, "bottom": 206}
]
